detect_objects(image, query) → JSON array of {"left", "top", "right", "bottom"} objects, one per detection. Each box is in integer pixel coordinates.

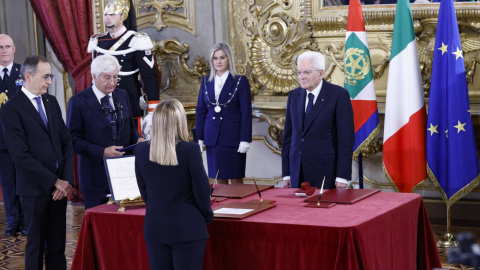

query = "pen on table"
[
  {"left": 317, "top": 176, "right": 325, "bottom": 206},
  {"left": 252, "top": 176, "right": 263, "bottom": 202},
  {"left": 211, "top": 170, "right": 219, "bottom": 195}
]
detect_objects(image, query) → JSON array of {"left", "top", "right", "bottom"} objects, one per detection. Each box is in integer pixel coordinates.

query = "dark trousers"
[
  {"left": 21, "top": 196, "right": 67, "bottom": 270},
  {"left": 0, "top": 151, "right": 23, "bottom": 228},
  {"left": 146, "top": 238, "right": 207, "bottom": 270},
  {"left": 82, "top": 189, "right": 110, "bottom": 210}
]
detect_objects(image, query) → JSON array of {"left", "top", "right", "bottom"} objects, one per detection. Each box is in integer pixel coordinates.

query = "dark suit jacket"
[
  {"left": 135, "top": 141, "right": 213, "bottom": 243},
  {"left": 0, "top": 89, "right": 74, "bottom": 196},
  {"left": 67, "top": 86, "right": 140, "bottom": 192},
  {"left": 195, "top": 74, "right": 252, "bottom": 147},
  {"left": 0, "top": 62, "right": 22, "bottom": 151},
  {"left": 282, "top": 80, "right": 354, "bottom": 189}
]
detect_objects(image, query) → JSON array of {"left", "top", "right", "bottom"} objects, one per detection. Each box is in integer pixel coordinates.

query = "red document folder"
[
  {"left": 305, "top": 189, "right": 380, "bottom": 204},
  {"left": 213, "top": 202, "right": 276, "bottom": 219}
]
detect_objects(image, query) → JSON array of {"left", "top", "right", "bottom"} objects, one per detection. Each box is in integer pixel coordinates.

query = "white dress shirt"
[
  {"left": 214, "top": 70, "right": 230, "bottom": 102},
  {"left": 304, "top": 80, "right": 323, "bottom": 112},
  {"left": 0, "top": 62, "right": 13, "bottom": 80},
  {"left": 92, "top": 84, "right": 114, "bottom": 108}
]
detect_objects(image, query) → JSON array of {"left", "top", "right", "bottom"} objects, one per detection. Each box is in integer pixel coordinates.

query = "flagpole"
[
  {"left": 358, "top": 153, "right": 363, "bottom": 189},
  {"left": 437, "top": 205, "right": 458, "bottom": 248}
]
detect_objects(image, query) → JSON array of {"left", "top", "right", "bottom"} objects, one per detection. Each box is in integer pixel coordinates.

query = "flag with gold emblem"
[
  {"left": 427, "top": 0, "right": 480, "bottom": 207},
  {"left": 344, "top": 0, "right": 379, "bottom": 158}
]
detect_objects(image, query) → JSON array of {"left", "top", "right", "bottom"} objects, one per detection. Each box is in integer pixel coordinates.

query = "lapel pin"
[{"left": 322, "top": 99, "right": 324, "bottom": 101}]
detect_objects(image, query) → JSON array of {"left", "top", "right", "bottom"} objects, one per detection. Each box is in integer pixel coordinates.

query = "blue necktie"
[
  {"left": 102, "top": 95, "right": 115, "bottom": 114},
  {"left": 305, "top": 93, "right": 314, "bottom": 117},
  {"left": 101, "top": 95, "right": 118, "bottom": 143},
  {"left": 34, "top": 96, "right": 48, "bottom": 126}
]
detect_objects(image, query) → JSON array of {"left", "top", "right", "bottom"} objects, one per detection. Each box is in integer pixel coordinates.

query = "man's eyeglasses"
[
  {"left": 42, "top": 74, "right": 55, "bottom": 81},
  {"left": 297, "top": 70, "right": 320, "bottom": 76},
  {"left": 99, "top": 75, "right": 121, "bottom": 83}
]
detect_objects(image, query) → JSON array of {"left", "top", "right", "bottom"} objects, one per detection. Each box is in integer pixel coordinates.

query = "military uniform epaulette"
[
  {"left": 129, "top": 32, "right": 154, "bottom": 51},
  {"left": 87, "top": 33, "right": 108, "bottom": 53}
]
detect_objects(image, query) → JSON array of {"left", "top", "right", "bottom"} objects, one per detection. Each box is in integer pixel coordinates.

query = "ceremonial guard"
[
  {"left": 0, "top": 34, "right": 25, "bottom": 237},
  {"left": 87, "top": 0, "right": 159, "bottom": 137}
]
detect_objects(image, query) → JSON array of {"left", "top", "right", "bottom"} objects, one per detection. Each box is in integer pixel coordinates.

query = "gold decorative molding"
[
  {"left": 252, "top": 110, "right": 285, "bottom": 150},
  {"left": 152, "top": 38, "right": 208, "bottom": 102},
  {"left": 138, "top": 0, "right": 195, "bottom": 35},
  {"left": 93, "top": 0, "right": 106, "bottom": 33}
]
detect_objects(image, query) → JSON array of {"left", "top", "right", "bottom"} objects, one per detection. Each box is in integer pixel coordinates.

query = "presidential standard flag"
[
  {"left": 344, "top": 0, "right": 379, "bottom": 158},
  {"left": 383, "top": 0, "right": 427, "bottom": 193},
  {"left": 427, "top": 0, "right": 480, "bottom": 207}
]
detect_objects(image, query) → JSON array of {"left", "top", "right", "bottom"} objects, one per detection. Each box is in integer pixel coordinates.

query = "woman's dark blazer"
[
  {"left": 135, "top": 141, "right": 213, "bottom": 243},
  {"left": 195, "top": 74, "right": 252, "bottom": 147}
]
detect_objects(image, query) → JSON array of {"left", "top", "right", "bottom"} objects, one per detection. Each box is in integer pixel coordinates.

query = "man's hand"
[
  {"left": 104, "top": 146, "right": 124, "bottom": 157},
  {"left": 335, "top": 181, "right": 348, "bottom": 188},
  {"left": 52, "top": 189, "right": 66, "bottom": 201},
  {"left": 53, "top": 179, "right": 72, "bottom": 200},
  {"left": 283, "top": 179, "right": 291, "bottom": 188},
  {"left": 137, "top": 138, "right": 146, "bottom": 143}
]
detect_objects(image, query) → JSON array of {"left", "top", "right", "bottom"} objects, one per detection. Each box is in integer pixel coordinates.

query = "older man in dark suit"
[
  {"left": 282, "top": 51, "right": 354, "bottom": 190},
  {"left": 0, "top": 55, "right": 73, "bottom": 270},
  {"left": 0, "top": 34, "right": 25, "bottom": 237},
  {"left": 67, "top": 54, "right": 143, "bottom": 210}
]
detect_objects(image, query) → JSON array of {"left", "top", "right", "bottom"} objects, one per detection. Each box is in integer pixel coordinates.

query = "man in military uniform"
[
  {"left": 0, "top": 34, "right": 25, "bottom": 237},
  {"left": 87, "top": 0, "right": 159, "bottom": 137}
]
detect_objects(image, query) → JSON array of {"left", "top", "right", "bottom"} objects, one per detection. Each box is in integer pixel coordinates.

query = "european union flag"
[{"left": 427, "top": 0, "right": 480, "bottom": 207}]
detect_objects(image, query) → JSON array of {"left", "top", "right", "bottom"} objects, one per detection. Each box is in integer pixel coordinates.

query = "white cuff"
[
  {"left": 335, "top": 177, "right": 349, "bottom": 185},
  {"left": 283, "top": 176, "right": 291, "bottom": 181}
]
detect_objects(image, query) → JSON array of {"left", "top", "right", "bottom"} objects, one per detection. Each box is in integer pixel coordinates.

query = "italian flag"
[
  {"left": 344, "top": 0, "right": 379, "bottom": 158},
  {"left": 383, "top": 0, "right": 427, "bottom": 192}
]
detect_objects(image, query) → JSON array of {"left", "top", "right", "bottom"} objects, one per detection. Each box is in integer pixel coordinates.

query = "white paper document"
[
  {"left": 105, "top": 156, "right": 141, "bottom": 201},
  {"left": 213, "top": 208, "right": 255, "bottom": 215}
]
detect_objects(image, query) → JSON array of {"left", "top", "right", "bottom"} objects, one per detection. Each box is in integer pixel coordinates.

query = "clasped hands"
[
  {"left": 198, "top": 140, "right": 250, "bottom": 153},
  {"left": 52, "top": 179, "right": 73, "bottom": 201}
]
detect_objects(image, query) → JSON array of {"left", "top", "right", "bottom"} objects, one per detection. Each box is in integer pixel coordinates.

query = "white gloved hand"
[
  {"left": 139, "top": 94, "right": 148, "bottom": 111},
  {"left": 237, "top": 141, "right": 250, "bottom": 153},
  {"left": 140, "top": 101, "right": 159, "bottom": 140},
  {"left": 198, "top": 140, "right": 205, "bottom": 153}
]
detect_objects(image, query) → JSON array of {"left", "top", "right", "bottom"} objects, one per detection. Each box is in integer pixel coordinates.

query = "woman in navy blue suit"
[
  {"left": 135, "top": 99, "right": 213, "bottom": 270},
  {"left": 195, "top": 43, "right": 252, "bottom": 184}
]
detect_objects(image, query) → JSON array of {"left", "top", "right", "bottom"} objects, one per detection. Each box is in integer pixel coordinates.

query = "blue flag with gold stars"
[{"left": 427, "top": 0, "right": 480, "bottom": 207}]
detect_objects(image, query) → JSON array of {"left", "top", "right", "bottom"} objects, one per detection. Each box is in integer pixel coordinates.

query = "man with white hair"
[
  {"left": 282, "top": 51, "right": 354, "bottom": 190},
  {"left": 67, "top": 54, "right": 143, "bottom": 209},
  {"left": 0, "top": 34, "right": 25, "bottom": 237},
  {"left": 87, "top": 0, "right": 159, "bottom": 139}
]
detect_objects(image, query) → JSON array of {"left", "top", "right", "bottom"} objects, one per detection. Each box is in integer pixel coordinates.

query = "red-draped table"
[{"left": 71, "top": 188, "right": 441, "bottom": 270}]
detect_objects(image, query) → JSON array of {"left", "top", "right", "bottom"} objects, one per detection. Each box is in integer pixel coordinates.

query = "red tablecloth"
[{"left": 71, "top": 189, "right": 441, "bottom": 270}]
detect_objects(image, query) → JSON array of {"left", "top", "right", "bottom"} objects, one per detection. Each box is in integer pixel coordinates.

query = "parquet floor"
[{"left": 0, "top": 202, "right": 478, "bottom": 269}]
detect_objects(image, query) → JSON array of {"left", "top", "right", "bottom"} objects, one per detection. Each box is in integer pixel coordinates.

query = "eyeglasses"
[
  {"left": 0, "top": 45, "right": 13, "bottom": 50},
  {"left": 99, "top": 75, "right": 121, "bottom": 83},
  {"left": 297, "top": 70, "right": 320, "bottom": 76},
  {"left": 42, "top": 74, "right": 55, "bottom": 81}
]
